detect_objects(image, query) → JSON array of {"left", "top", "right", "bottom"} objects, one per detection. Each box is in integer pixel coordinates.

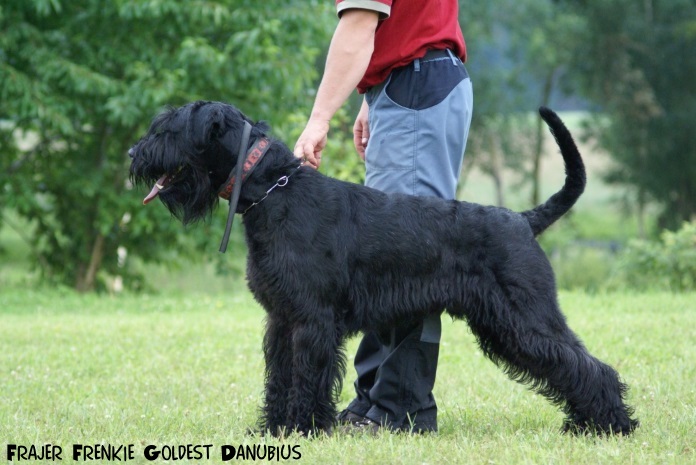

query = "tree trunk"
[
  {"left": 490, "top": 138, "right": 506, "bottom": 208},
  {"left": 531, "top": 69, "right": 557, "bottom": 206},
  {"left": 75, "top": 232, "right": 105, "bottom": 293}
]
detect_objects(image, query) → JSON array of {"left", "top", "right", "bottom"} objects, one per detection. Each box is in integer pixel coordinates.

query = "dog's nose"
[{"left": 128, "top": 147, "right": 135, "bottom": 159}]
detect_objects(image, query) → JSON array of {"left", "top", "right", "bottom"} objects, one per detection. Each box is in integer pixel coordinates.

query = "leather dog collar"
[
  {"left": 218, "top": 122, "right": 272, "bottom": 253},
  {"left": 218, "top": 136, "right": 272, "bottom": 200}
]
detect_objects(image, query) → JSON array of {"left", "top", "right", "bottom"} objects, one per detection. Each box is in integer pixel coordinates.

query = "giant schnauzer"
[{"left": 129, "top": 101, "right": 638, "bottom": 437}]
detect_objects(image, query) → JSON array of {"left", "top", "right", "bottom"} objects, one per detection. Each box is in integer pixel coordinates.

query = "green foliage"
[
  {"left": 461, "top": 0, "right": 582, "bottom": 207},
  {"left": 550, "top": 247, "right": 615, "bottom": 293},
  {"left": 560, "top": 0, "right": 696, "bottom": 229},
  {"left": 537, "top": 210, "right": 637, "bottom": 292},
  {"left": 0, "top": 0, "right": 334, "bottom": 291},
  {"left": 613, "top": 221, "right": 696, "bottom": 292},
  {"left": 3, "top": 0, "right": 695, "bottom": 292}
]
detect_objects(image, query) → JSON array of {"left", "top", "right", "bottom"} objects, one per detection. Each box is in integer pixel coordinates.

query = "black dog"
[{"left": 129, "top": 101, "right": 638, "bottom": 437}]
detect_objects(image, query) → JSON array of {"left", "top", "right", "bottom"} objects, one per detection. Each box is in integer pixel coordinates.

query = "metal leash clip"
[{"left": 243, "top": 172, "right": 294, "bottom": 214}]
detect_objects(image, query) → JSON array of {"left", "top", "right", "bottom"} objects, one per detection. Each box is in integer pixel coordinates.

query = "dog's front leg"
[
  {"left": 260, "top": 315, "right": 293, "bottom": 436},
  {"left": 287, "top": 315, "right": 345, "bottom": 436}
]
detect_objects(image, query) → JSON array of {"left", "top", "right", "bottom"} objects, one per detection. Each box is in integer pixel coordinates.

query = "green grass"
[{"left": 1, "top": 289, "right": 694, "bottom": 464}]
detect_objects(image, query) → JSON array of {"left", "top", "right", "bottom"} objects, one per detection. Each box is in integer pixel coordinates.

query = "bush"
[
  {"left": 613, "top": 221, "right": 696, "bottom": 291},
  {"left": 538, "top": 211, "right": 631, "bottom": 292},
  {"left": 549, "top": 247, "right": 615, "bottom": 292}
]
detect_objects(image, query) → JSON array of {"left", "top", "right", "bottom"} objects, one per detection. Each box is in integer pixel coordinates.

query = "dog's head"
[{"left": 129, "top": 100, "right": 268, "bottom": 224}]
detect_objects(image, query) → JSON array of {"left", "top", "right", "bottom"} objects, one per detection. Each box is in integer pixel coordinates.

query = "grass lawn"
[{"left": 1, "top": 288, "right": 694, "bottom": 464}]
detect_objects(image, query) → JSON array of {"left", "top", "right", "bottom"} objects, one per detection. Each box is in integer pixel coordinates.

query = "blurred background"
[{"left": 1, "top": 0, "right": 695, "bottom": 295}]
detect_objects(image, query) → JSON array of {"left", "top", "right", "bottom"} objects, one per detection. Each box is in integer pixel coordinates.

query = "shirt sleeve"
[{"left": 336, "top": 0, "right": 391, "bottom": 19}]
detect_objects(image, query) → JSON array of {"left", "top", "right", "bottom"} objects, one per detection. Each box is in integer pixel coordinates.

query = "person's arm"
[{"left": 293, "top": 9, "right": 379, "bottom": 169}]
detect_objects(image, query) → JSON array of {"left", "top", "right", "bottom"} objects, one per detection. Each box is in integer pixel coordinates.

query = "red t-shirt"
[{"left": 336, "top": 0, "right": 467, "bottom": 93}]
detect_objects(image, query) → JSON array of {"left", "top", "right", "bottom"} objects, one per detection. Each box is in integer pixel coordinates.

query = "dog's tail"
[{"left": 521, "top": 107, "right": 586, "bottom": 236}]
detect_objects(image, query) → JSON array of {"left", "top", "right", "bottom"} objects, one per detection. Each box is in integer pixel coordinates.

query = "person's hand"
[
  {"left": 294, "top": 119, "right": 329, "bottom": 170},
  {"left": 353, "top": 99, "right": 369, "bottom": 161}
]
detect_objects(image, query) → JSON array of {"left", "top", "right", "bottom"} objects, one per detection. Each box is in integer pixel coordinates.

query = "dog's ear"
[
  {"left": 205, "top": 106, "right": 226, "bottom": 140},
  {"left": 188, "top": 102, "right": 229, "bottom": 151}
]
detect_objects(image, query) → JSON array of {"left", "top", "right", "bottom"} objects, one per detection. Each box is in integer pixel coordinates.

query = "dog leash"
[
  {"left": 219, "top": 121, "right": 252, "bottom": 253},
  {"left": 242, "top": 161, "right": 304, "bottom": 214}
]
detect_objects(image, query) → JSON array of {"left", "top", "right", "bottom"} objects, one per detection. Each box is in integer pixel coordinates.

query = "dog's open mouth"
[
  {"left": 142, "top": 166, "right": 184, "bottom": 205},
  {"left": 143, "top": 174, "right": 172, "bottom": 205}
]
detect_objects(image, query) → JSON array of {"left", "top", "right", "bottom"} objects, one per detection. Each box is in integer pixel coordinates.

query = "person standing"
[{"left": 294, "top": 0, "right": 473, "bottom": 433}]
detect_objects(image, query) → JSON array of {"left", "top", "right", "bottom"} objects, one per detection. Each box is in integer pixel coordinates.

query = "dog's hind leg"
[
  {"left": 450, "top": 293, "right": 638, "bottom": 435},
  {"left": 286, "top": 310, "right": 347, "bottom": 436},
  {"left": 260, "top": 315, "right": 294, "bottom": 436}
]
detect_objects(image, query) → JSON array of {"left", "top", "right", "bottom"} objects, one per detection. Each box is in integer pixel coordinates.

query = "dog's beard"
[
  {"left": 154, "top": 167, "right": 220, "bottom": 224},
  {"left": 131, "top": 155, "right": 219, "bottom": 224}
]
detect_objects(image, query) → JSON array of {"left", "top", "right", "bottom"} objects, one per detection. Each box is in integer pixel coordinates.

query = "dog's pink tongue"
[{"left": 143, "top": 175, "right": 169, "bottom": 205}]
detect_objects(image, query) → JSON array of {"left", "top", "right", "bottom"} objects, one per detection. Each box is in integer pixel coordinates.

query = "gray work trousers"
[{"left": 345, "top": 49, "right": 473, "bottom": 432}]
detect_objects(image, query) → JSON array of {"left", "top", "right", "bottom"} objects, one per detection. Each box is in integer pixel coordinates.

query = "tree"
[
  {"left": 503, "top": 0, "right": 582, "bottom": 206},
  {"left": 0, "top": 0, "right": 334, "bottom": 291},
  {"left": 560, "top": 0, "right": 696, "bottom": 230},
  {"left": 459, "top": 1, "right": 527, "bottom": 206},
  {"left": 460, "top": 0, "right": 580, "bottom": 207}
]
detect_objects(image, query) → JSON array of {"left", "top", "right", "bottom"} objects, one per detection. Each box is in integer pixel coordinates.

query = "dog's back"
[{"left": 521, "top": 107, "right": 586, "bottom": 236}]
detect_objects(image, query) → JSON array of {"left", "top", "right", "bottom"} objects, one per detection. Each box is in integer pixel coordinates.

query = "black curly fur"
[{"left": 129, "top": 101, "right": 638, "bottom": 437}]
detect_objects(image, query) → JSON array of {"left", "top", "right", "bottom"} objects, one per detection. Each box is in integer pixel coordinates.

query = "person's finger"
[
  {"left": 299, "top": 143, "right": 320, "bottom": 170},
  {"left": 294, "top": 141, "right": 312, "bottom": 161},
  {"left": 354, "top": 122, "right": 369, "bottom": 160},
  {"left": 353, "top": 131, "right": 363, "bottom": 156},
  {"left": 360, "top": 124, "right": 369, "bottom": 161}
]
